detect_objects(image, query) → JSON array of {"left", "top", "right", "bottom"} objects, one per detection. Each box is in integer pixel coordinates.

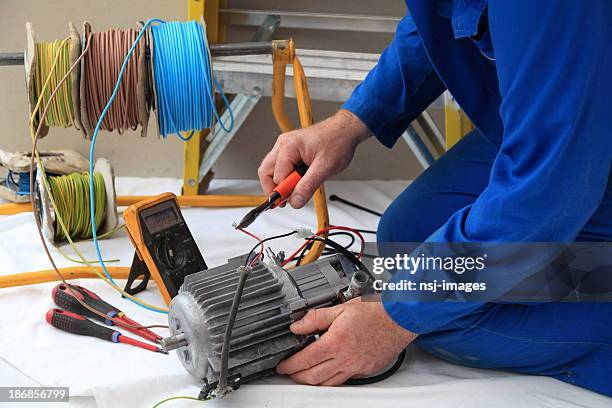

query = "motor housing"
[{"left": 164, "top": 253, "right": 365, "bottom": 394}]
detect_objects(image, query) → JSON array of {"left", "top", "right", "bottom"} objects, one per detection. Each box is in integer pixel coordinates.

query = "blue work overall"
[{"left": 342, "top": 0, "right": 612, "bottom": 396}]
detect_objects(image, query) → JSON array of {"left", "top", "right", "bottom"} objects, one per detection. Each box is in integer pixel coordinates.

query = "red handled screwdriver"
[
  {"left": 235, "top": 163, "right": 309, "bottom": 229},
  {"left": 52, "top": 283, "right": 162, "bottom": 344},
  {"left": 45, "top": 309, "right": 168, "bottom": 354}
]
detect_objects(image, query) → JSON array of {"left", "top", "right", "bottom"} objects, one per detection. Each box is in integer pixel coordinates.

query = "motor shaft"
[{"left": 161, "top": 332, "right": 188, "bottom": 352}]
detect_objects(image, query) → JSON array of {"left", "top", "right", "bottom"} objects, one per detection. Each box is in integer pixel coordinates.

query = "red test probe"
[
  {"left": 45, "top": 309, "right": 167, "bottom": 354},
  {"left": 52, "top": 283, "right": 162, "bottom": 344}
]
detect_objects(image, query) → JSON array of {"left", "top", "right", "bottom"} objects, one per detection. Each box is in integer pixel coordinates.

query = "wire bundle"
[
  {"left": 47, "top": 172, "right": 106, "bottom": 241},
  {"left": 33, "top": 39, "right": 75, "bottom": 128},
  {"left": 150, "top": 20, "right": 232, "bottom": 138},
  {"left": 83, "top": 28, "right": 143, "bottom": 133}
]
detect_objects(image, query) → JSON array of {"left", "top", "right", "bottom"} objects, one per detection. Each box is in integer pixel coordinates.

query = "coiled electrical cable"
[
  {"left": 88, "top": 19, "right": 235, "bottom": 313},
  {"left": 5, "top": 170, "right": 31, "bottom": 195},
  {"left": 150, "top": 20, "right": 233, "bottom": 139},
  {"left": 33, "top": 39, "right": 75, "bottom": 128},
  {"left": 47, "top": 172, "right": 106, "bottom": 241},
  {"left": 88, "top": 19, "right": 164, "bottom": 312},
  {"left": 26, "top": 24, "right": 167, "bottom": 314},
  {"left": 83, "top": 28, "right": 144, "bottom": 133},
  {"left": 28, "top": 28, "right": 170, "bottom": 323}
]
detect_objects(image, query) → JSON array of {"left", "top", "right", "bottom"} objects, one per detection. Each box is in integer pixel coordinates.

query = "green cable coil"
[{"left": 47, "top": 172, "right": 106, "bottom": 241}]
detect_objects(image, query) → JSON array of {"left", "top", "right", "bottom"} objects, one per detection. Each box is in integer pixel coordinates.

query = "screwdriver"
[
  {"left": 52, "top": 283, "right": 162, "bottom": 344},
  {"left": 235, "top": 163, "right": 309, "bottom": 229},
  {"left": 46, "top": 308, "right": 168, "bottom": 354}
]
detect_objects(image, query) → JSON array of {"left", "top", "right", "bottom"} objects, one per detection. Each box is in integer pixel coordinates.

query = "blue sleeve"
[
  {"left": 341, "top": 14, "right": 446, "bottom": 148},
  {"left": 385, "top": 0, "right": 612, "bottom": 334}
]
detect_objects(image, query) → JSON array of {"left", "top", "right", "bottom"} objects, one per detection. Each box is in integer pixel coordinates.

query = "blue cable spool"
[
  {"left": 150, "top": 20, "right": 233, "bottom": 139},
  {"left": 6, "top": 170, "right": 31, "bottom": 195}
]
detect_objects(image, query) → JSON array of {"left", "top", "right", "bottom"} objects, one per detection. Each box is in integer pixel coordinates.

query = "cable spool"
[
  {"left": 80, "top": 22, "right": 149, "bottom": 138},
  {"left": 0, "top": 149, "right": 89, "bottom": 203},
  {"left": 25, "top": 22, "right": 84, "bottom": 138},
  {"left": 35, "top": 158, "right": 117, "bottom": 243},
  {"left": 148, "top": 19, "right": 233, "bottom": 139}
]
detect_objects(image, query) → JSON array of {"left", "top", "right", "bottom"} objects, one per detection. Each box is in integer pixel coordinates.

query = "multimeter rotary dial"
[{"left": 155, "top": 236, "right": 186, "bottom": 270}]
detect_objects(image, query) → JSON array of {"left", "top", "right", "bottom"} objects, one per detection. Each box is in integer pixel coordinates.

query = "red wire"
[
  {"left": 237, "top": 228, "right": 265, "bottom": 266},
  {"left": 281, "top": 225, "right": 366, "bottom": 267},
  {"left": 324, "top": 226, "right": 366, "bottom": 258},
  {"left": 251, "top": 251, "right": 264, "bottom": 265},
  {"left": 281, "top": 241, "right": 310, "bottom": 267}
]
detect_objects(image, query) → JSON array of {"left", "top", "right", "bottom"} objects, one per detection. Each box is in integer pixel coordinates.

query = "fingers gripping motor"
[{"left": 161, "top": 253, "right": 371, "bottom": 398}]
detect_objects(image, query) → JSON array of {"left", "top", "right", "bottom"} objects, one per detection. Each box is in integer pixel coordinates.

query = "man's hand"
[
  {"left": 258, "top": 110, "right": 371, "bottom": 208},
  {"left": 277, "top": 298, "right": 417, "bottom": 386}
]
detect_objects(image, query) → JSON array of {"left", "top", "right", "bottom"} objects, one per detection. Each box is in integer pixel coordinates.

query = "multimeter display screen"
[{"left": 144, "top": 207, "right": 180, "bottom": 233}]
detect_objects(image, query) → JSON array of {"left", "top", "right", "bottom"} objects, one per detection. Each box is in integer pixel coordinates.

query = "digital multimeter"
[{"left": 123, "top": 193, "right": 207, "bottom": 305}]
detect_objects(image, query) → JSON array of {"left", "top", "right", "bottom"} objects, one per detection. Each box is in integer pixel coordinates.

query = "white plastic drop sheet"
[{"left": 0, "top": 178, "right": 609, "bottom": 408}]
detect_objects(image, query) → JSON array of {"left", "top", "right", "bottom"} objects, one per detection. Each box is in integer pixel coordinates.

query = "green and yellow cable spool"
[
  {"left": 35, "top": 158, "right": 118, "bottom": 243},
  {"left": 25, "top": 21, "right": 86, "bottom": 139}
]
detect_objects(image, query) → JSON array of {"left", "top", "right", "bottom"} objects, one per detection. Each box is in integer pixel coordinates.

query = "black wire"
[
  {"left": 295, "top": 231, "right": 355, "bottom": 266},
  {"left": 295, "top": 242, "right": 311, "bottom": 267},
  {"left": 329, "top": 231, "right": 357, "bottom": 249},
  {"left": 329, "top": 194, "right": 383, "bottom": 217},
  {"left": 243, "top": 230, "right": 297, "bottom": 266},
  {"left": 354, "top": 228, "right": 377, "bottom": 235},
  {"left": 296, "top": 231, "right": 355, "bottom": 266},
  {"left": 7, "top": 171, "right": 19, "bottom": 188},
  {"left": 345, "top": 349, "right": 407, "bottom": 385},
  {"left": 305, "top": 237, "right": 372, "bottom": 279},
  {"left": 321, "top": 250, "right": 377, "bottom": 259},
  {"left": 5, "top": 170, "right": 23, "bottom": 193}
]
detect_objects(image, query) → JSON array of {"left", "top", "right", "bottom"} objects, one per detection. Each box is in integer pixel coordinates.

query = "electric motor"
[{"left": 161, "top": 253, "right": 368, "bottom": 396}]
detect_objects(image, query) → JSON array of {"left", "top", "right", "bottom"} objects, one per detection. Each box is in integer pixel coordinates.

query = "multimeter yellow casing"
[{"left": 124, "top": 192, "right": 207, "bottom": 305}]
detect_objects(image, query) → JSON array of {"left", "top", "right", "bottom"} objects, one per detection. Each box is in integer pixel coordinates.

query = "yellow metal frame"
[
  {"left": 443, "top": 92, "right": 474, "bottom": 150},
  {"left": 183, "top": 0, "right": 226, "bottom": 194},
  {"left": 270, "top": 39, "right": 329, "bottom": 264}
]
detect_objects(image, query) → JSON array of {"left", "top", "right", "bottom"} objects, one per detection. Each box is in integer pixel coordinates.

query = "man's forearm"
[{"left": 334, "top": 109, "right": 372, "bottom": 144}]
